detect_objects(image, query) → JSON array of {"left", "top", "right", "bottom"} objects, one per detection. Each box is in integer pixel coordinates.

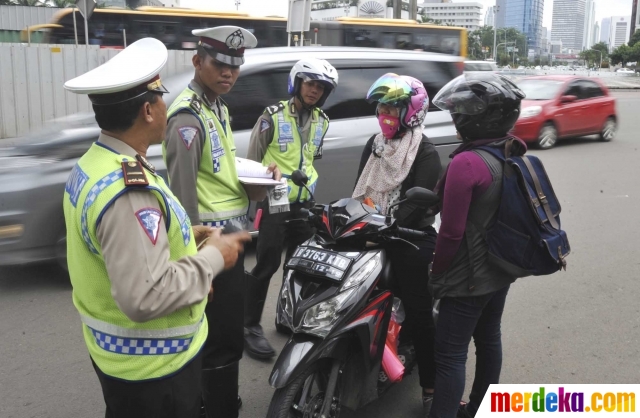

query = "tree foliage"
[
  {"left": 466, "top": 26, "right": 527, "bottom": 65},
  {"left": 628, "top": 30, "right": 640, "bottom": 48}
]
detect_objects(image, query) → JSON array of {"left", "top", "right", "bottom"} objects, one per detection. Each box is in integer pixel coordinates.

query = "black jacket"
[{"left": 355, "top": 134, "right": 441, "bottom": 230}]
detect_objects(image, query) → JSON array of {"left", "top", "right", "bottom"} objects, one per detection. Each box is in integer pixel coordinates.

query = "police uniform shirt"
[
  {"left": 165, "top": 79, "right": 229, "bottom": 225},
  {"left": 246, "top": 98, "right": 313, "bottom": 163},
  {"left": 96, "top": 134, "right": 224, "bottom": 322}
]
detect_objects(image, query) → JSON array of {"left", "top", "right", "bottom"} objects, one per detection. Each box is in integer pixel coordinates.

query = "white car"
[
  {"left": 463, "top": 60, "right": 498, "bottom": 73},
  {"left": 616, "top": 68, "right": 635, "bottom": 73}
]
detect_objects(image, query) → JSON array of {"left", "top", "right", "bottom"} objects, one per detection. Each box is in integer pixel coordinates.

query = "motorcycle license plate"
[{"left": 287, "top": 247, "right": 351, "bottom": 281}]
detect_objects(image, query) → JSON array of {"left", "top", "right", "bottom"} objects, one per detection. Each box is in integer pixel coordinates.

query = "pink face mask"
[{"left": 378, "top": 114, "right": 400, "bottom": 139}]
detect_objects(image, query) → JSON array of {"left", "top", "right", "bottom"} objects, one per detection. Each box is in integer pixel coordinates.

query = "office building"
[
  {"left": 551, "top": 0, "right": 585, "bottom": 52},
  {"left": 495, "top": 0, "right": 544, "bottom": 52},
  {"left": 583, "top": 0, "right": 596, "bottom": 49},
  {"left": 419, "top": 1, "right": 483, "bottom": 30},
  {"left": 600, "top": 17, "right": 611, "bottom": 45},
  {"left": 632, "top": 0, "right": 640, "bottom": 38},
  {"left": 484, "top": 6, "right": 495, "bottom": 27},
  {"left": 607, "top": 16, "right": 631, "bottom": 51}
]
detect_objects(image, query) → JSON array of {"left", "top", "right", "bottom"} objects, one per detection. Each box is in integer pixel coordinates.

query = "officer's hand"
[
  {"left": 205, "top": 228, "right": 252, "bottom": 270},
  {"left": 266, "top": 162, "right": 282, "bottom": 181},
  {"left": 193, "top": 225, "right": 214, "bottom": 248}
]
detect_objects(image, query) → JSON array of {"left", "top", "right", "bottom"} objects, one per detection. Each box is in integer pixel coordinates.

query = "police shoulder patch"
[
  {"left": 177, "top": 126, "right": 199, "bottom": 150},
  {"left": 260, "top": 119, "right": 271, "bottom": 133},
  {"left": 317, "top": 108, "right": 329, "bottom": 122},
  {"left": 189, "top": 94, "right": 202, "bottom": 114},
  {"left": 266, "top": 102, "right": 285, "bottom": 115},
  {"left": 135, "top": 207, "right": 162, "bottom": 245}
]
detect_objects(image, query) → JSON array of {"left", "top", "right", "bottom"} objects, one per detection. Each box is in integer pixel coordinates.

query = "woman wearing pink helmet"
[{"left": 353, "top": 73, "right": 442, "bottom": 416}]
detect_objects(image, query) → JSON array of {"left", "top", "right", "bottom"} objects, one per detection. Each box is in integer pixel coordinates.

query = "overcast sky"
[{"left": 182, "top": 0, "right": 636, "bottom": 31}]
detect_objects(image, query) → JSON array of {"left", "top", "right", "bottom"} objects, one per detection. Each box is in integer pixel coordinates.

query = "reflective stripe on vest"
[
  {"left": 88, "top": 328, "right": 193, "bottom": 356},
  {"left": 80, "top": 314, "right": 204, "bottom": 339}
]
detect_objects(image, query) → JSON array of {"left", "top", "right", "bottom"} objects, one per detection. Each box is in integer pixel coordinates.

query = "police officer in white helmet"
[{"left": 245, "top": 58, "right": 338, "bottom": 359}]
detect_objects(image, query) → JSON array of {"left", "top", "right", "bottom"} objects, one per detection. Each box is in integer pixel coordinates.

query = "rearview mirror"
[
  {"left": 405, "top": 187, "right": 440, "bottom": 208},
  {"left": 560, "top": 95, "right": 577, "bottom": 104},
  {"left": 291, "top": 170, "right": 308, "bottom": 187}
]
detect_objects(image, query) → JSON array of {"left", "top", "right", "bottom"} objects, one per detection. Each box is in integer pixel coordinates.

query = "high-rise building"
[
  {"left": 551, "top": 0, "right": 585, "bottom": 52},
  {"left": 600, "top": 17, "right": 611, "bottom": 45},
  {"left": 494, "top": 0, "right": 544, "bottom": 52},
  {"left": 631, "top": 0, "right": 640, "bottom": 38},
  {"left": 541, "top": 26, "right": 549, "bottom": 53},
  {"left": 607, "top": 16, "right": 632, "bottom": 51},
  {"left": 593, "top": 22, "right": 600, "bottom": 46},
  {"left": 583, "top": 0, "right": 596, "bottom": 49},
  {"left": 485, "top": 7, "right": 495, "bottom": 27}
]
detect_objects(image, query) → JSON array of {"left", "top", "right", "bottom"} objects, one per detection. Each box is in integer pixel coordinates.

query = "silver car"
[{"left": 0, "top": 46, "right": 462, "bottom": 269}]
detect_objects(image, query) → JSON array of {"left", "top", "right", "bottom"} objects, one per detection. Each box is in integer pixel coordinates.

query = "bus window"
[
  {"left": 380, "top": 32, "right": 395, "bottom": 49},
  {"left": 133, "top": 21, "right": 152, "bottom": 38},
  {"left": 152, "top": 21, "right": 179, "bottom": 49},
  {"left": 395, "top": 33, "right": 412, "bottom": 49},
  {"left": 344, "top": 27, "right": 378, "bottom": 47}
]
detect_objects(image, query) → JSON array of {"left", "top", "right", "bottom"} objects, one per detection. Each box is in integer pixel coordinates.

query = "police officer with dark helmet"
[
  {"left": 62, "top": 38, "right": 250, "bottom": 418},
  {"left": 244, "top": 58, "right": 338, "bottom": 359},
  {"left": 163, "top": 26, "right": 280, "bottom": 418}
]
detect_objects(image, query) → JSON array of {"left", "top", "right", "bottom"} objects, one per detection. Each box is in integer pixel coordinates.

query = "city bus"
[{"left": 41, "top": 7, "right": 466, "bottom": 57}]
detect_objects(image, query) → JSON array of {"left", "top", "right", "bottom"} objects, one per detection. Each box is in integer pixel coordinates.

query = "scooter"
[{"left": 266, "top": 170, "right": 439, "bottom": 418}]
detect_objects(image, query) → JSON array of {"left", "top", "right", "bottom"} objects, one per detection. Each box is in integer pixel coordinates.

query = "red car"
[{"left": 511, "top": 76, "right": 617, "bottom": 149}]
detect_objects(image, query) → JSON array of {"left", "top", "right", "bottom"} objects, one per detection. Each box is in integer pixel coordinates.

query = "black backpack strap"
[{"left": 522, "top": 156, "right": 560, "bottom": 230}]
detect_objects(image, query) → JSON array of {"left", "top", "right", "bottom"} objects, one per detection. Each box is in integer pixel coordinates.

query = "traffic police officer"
[
  {"left": 163, "top": 26, "right": 279, "bottom": 418},
  {"left": 62, "top": 38, "right": 250, "bottom": 418},
  {"left": 244, "top": 58, "right": 338, "bottom": 359}
]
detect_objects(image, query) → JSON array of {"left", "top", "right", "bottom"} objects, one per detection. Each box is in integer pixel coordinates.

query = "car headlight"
[
  {"left": 341, "top": 252, "right": 381, "bottom": 291},
  {"left": 299, "top": 287, "right": 356, "bottom": 337},
  {"left": 278, "top": 271, "right": 294, "bottom": 329},
  {"left": 520, "top": 106, "right": 542, "bottom": 119}
]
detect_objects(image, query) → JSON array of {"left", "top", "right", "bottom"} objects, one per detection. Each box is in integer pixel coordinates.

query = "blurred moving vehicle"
[
  {"left": 0, "top": 47, "right": 463, "bottom": 269},
  {"left": 616, "top": 68, "right": 635, "bottom": 73},
  {"left": 511, "top": 76, "right": 617, "bottom": 149},
  {"left": 37, "top": 7, "right": 467, "bottom": 57},
  {"left": 463, "top": 60, "right": 498, "bottom": 73}
]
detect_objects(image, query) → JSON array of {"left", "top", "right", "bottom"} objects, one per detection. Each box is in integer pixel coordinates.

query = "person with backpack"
[
  {"left": 427, "top": 73, "right": 527, "bottom": 418},
  {"left": 244, "top": 58, "right": 338, "bottom": 359},
  {"left": 353, "top": 73, "right": 441, "bottom": 417}
]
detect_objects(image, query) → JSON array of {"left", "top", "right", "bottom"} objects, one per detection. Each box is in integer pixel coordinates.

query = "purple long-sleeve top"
[{"left": 431, "top": 151, "right": 494, "bottom": 275}]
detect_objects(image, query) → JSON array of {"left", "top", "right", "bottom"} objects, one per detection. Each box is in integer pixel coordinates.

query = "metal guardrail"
[{"left": 498, "top": 69, "right": 639, "bottom": 78}]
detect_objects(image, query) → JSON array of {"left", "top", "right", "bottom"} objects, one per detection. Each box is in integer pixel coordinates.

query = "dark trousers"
[
  {"left": 202, "top": 252, "right": 245, "bottom": 418},
  {"left": 246, "top": 200, "right": 313, "bottom": 326},
  {"left": 92, "top": 353, "right": 202, "bottom": 418},
  {"left": 429, "top": 285, "right": 511, "bottom": 418},
  {"left": 388, "top": 227, "right": 437, "bottom": 390}
]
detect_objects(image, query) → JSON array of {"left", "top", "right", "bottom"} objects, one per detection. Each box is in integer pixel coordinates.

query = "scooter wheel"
[{"left": 265, "top": 361, "right": 340, "bottom": 418}]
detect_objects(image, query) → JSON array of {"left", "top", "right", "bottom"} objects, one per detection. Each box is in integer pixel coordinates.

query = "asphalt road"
[{"left": 2, "top": 92, "right": 640, "bottom": 418}]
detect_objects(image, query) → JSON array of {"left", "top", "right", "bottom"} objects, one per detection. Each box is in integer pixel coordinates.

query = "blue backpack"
[{"left": 476, "top": 140, "right": 570, "bottom": 277}]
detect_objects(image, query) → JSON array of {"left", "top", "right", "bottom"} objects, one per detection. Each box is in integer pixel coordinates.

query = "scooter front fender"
[{"left": 269, "top": 333, "right": 347, "bottom": 389}]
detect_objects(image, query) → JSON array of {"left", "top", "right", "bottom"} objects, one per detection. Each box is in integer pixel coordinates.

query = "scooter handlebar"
[{"left": 396, "top": 227, "right": 430, "bottom": 240}]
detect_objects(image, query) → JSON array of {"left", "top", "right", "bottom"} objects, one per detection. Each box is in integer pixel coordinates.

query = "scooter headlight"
[
  {"left": 340, "top": 252, "right": 381, "bottom": 291},
  {"left": 299, "top": 287, "right": 356, "bottom": 337}
]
